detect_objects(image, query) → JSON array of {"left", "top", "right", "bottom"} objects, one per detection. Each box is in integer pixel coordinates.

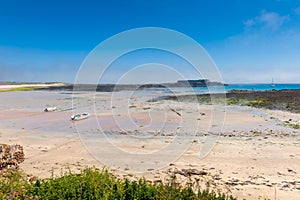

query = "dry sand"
[{"left": 0, "top": 90, "right": 299, "bottom": 200}]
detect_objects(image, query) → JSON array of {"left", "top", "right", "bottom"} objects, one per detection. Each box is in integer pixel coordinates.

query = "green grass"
[
  {"left": 246, "top": 99, "right": 272, "bottom": 107},
  {"left": 0, "top": 168, "right": 236, "bottom": 200},
  {"left": 0, "top": 87, "right": 38, "bottom": 92},
  {"left": 226, "top": 98, "right": 273, "bottom": 108},
  {"left": 285, "top": 123, "right": 300, "bottom": 129},
  {"left": 226, "top": 98, "right": 240, "bottom": 105}
]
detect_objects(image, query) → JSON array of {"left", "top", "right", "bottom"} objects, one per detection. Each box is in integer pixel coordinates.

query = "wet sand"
[{"left": 0, "top": 90, "right": 299, "bottom": 200}]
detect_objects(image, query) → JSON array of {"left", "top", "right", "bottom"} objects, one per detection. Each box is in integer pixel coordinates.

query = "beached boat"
[
  {"left": 71, "top": 112, "right": 90, "bottom": 121},
  {"left": 44, "top": 107, "right": 57, "bottom": 112}
]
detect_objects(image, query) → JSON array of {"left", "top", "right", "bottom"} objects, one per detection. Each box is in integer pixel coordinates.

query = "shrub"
[{"left": 0, "top": 168, "right": 236, "bottom": 200}]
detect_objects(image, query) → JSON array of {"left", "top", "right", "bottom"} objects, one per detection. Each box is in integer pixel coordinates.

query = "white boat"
[
  {"left": 271, "top": 78, "right": 275, "bottom": 87},
  {"left": 71, "top": 112, "right": 90, "bottom": 121},
  {"left": 44, "top": 107, "right": 57, "bottom": 112}
]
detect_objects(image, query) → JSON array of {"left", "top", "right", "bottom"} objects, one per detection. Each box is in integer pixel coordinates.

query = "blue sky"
[{"left": 0, "top": 0, "right": 300, "bottom": 83}]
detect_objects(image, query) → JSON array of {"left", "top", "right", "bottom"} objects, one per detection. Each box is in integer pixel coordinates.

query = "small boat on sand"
[
  {"left": 44, "top": 107, "right": 57, "bottom": 112},
  {"left": 71, "top": 112, "right": 90, "bottom": 121}
]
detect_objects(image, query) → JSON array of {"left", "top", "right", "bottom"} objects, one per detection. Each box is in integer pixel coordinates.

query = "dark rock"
[
  {"left": 287, "top": 168, "right": 296, "bottom": 173},
  {"left": 0, "top": 144, "right": 25, "bottom": 170},
  {"left": 177, "top": 168, "right": 208, "bottom": 177}
]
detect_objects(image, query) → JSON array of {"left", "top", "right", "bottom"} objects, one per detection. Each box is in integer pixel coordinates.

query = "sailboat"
[{"left": 271, "top": 78, "right": 275, "bottom": 88}]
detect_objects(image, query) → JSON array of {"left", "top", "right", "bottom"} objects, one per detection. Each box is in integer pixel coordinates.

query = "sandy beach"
[
  {"left": 0, "top": 83, "right": 66, "bottom": 91},
  {"left": 0, "top": 90, "right": 299, "bottom": 200}
]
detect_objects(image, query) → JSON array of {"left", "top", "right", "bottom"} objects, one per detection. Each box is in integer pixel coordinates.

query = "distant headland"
[{"left": 36, "top": 79, "right": 226, "bottom": 92}]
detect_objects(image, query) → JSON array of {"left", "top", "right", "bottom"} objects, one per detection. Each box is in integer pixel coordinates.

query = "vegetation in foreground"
[{"left": 0, "top": 168, "right": 236, "bottom": 200}]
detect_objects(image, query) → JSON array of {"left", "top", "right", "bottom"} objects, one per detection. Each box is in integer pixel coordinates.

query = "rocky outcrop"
[{"left": 0, "top": 144, "right": 25, "bottom": 170}]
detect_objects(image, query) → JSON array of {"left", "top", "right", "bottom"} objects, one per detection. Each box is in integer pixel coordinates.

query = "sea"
[{"left": 150, "top": 84, "right": 300, "bottom": 95}]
